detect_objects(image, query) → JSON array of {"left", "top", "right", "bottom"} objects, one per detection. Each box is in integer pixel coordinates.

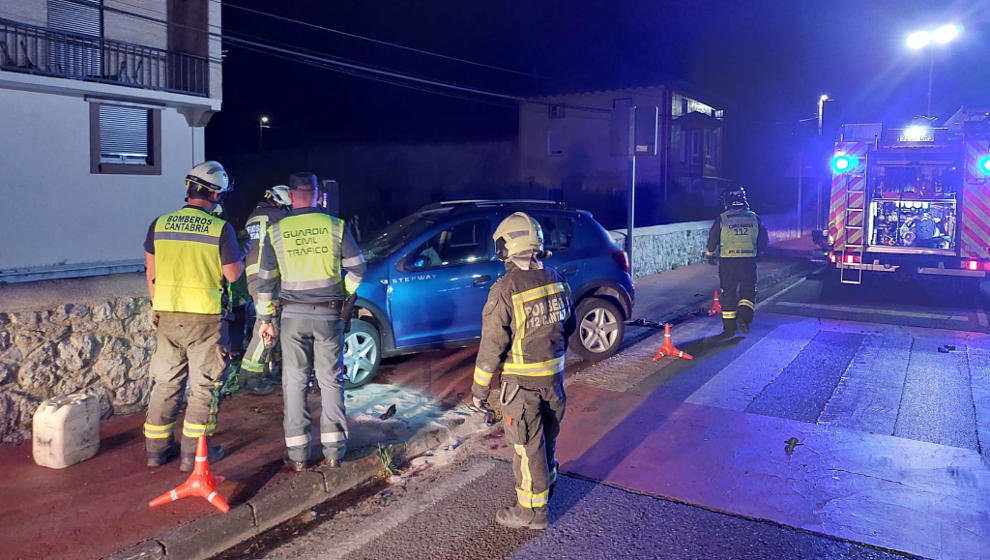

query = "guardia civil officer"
[
  {"left": 144, "top": 161, "right": 243, "bottom": 470},
  {"left": 705, "top": 186, "right": 768, "bottom": 336},
  {"left": 257, "top": 172, "right": 365, "bottom": 471},
  {"left": 237, "top": 185, "right": 292, "bottom": 395},
  {"left": 472, "top": 212, "right": 575, "bottom": 530}
]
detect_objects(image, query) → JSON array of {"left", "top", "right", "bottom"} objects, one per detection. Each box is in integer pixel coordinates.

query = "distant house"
[
  {"left": 518, "top": 84, "right": 729, "bottom": 227},
  {"left": 0, "top": 0, "right": 222, "bottom": 282}
]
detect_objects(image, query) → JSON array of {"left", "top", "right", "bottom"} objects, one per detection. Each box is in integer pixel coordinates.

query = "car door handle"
[
  {"left": 560, "top": 265, "right": 577, "bottom": 275},
  {"left": 473, "top": 275, "right": 492, "bottom": 286}
]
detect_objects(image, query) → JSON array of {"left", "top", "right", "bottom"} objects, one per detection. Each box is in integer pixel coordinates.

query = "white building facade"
[{"left": 0, "top": 0, "right": 222, "bottom": 281}]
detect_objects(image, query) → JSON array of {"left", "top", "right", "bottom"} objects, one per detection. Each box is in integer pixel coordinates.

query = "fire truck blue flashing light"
[
  {"left": 831, "top": 154, "right": 858, "bottom": 174},
  {"left": 979, "top": 155, "right": 990, "bottom": 175}
]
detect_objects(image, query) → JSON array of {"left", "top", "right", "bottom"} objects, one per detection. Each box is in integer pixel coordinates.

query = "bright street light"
[
  {"left": 933, "top": 23, "right": 961, "bottom": 44},
  {"left": 906, "top": 24, "right": 962, "bottom": 117},
  {"left": 258, "top": 115, "right": 271, "bottom": 151},
  {"left": 906, "top": 30, "right": 931, "bottom": 50}
]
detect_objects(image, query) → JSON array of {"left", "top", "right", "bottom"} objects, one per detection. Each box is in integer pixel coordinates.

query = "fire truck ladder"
[{"left": 839, "top": 177, "right": 865, "bottom": 285}]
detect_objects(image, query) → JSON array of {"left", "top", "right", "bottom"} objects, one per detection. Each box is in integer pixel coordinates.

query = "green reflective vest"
[
  {"left": 270, "top": 213, "right": 345, "bottom": 293},
  {"left": 719, "top": 209, "right": 760, "bottom": 258},
  {"left": 152, "top": 207, "right": 226, "bottom": 314}
]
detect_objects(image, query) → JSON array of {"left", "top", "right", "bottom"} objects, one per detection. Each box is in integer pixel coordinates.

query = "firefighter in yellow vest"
[
  {"left": 143, "top": 161, "right": 244, "bottom": 470},
  {"left": 472, "top": 212, "right": 575, "bottom": 530},
  {"left": 257, "top": 172, "right": 365, "bottom": 471},
  {"left": 706, "top": 186, "right": 768, "bottom": 336},
  {"left": 237, "top": 185, "right": 292, "bottom": 395}
]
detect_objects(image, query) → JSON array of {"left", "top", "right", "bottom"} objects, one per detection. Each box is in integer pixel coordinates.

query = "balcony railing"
[{"left": 0, "top": 17, "right": 208, "bottom": 97}]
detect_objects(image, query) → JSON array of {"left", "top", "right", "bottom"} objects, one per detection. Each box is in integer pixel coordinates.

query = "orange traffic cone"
[
  {"left": 707, "top": 290, "right": 722, "bottom": 316},
  {"left": 652, "top": 323, "right": 693, "bottom": 361},
  {"left": 149, "top": 435, "right": 229, "bottom": 513}
]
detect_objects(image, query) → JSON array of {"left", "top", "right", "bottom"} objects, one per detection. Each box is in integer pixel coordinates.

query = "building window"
[
  {"left": 548, "top": 104, "right": 565, "bottom": 119},
  {"left": 690, "top": 130, "right": 701, "bottom": 166},
  {"left": 89, "top": 102, "right": 161, "bottom": 175}
]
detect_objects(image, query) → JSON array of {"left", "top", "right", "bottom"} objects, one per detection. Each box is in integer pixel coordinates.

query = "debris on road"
[{"left": 784, "top": 437, "right": 803, "bottom": 457}]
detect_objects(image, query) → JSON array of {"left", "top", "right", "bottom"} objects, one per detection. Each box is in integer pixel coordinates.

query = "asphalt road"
[
  {"left": 211, "top": 267, "right": 990, "bottom": 560},
  {"left": 225, "top": 457, "right": 914, "bottom": 560}
]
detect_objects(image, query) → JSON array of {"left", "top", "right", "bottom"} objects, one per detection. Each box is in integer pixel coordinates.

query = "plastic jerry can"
[{"left": 32, "top": 392, "right": 100, "bottom": 469}]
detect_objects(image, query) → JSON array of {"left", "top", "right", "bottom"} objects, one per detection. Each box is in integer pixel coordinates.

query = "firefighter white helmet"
[
  {"left": 185, "top": 161, "right": 230, "bottom": 193},
  {"left": 493, "top": 212, "right": 544, "bottom": 260},
  {"left": 265, "top": 184, "right": 292, "bottom": 207}
]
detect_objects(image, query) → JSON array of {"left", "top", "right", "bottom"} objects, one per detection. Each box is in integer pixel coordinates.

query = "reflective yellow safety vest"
[
  {"left": 152, "top": 207, "right": 226, "bottom": 314},
  {"left": 270, "top": 212, "right": 346, "bottom": 294},
  {"left": 719, "top": 209, "right": 760, "bottom": 258}
]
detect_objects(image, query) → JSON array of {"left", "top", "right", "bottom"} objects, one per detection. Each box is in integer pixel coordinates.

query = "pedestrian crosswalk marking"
[
  {"left": 817, "top": 328, "right": 912, "bottom": 434},
  {"left": 685, "top": 318, "right": 819, "bottom": 411}
]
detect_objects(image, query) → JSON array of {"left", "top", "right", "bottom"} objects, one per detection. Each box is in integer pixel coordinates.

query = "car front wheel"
[
  {"left": 343, "top": 319, "right": 382, "bottom": 388},
  {"left": 571, "top": 297, "right": 624, "bottom": 360}
]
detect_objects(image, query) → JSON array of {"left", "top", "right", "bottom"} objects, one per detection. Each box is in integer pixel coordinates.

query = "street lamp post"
[
  {"left": 258, "top": 115, "right": 270, "bottom": 151},
  {"left": 906, "top": 24, "right": 961, "bottom": 117}
]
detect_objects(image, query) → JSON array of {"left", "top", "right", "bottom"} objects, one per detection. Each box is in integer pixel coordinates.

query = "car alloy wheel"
[
  {"left": 572, "top": 297, "right": 624, "bottom": 360},
  {"left": 343, "top": 319, "right": 382, "bottom": 388}
]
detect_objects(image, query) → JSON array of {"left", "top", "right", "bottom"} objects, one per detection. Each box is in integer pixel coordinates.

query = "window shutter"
[
  {"left": 47, "top": 0, "right": 102, "bottom": 37},
  {"left": 99, "top": 104, "right": 149, "bottom": 164},
  {"left": 47, "top": 0, "right": 102, "bottom": 76}
]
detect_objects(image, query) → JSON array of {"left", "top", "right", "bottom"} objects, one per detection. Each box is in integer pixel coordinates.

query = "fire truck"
[{"left": 823, "top": 107, "right": 990, "bottom": 286}]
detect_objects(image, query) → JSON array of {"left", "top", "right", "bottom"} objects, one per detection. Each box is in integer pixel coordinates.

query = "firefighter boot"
[
  {"left": 718, "top": 317, "right": 736, "bottom": 338},
  {"left": 737, "top": 303, "right": 754, "bottom": 334},
  {"left": 147, "top": 441, "right": 180, "bottom": 468},
  {"left": 180, "top": 444, "right": 225, "bottom": 472},
  {"left": 496, "top": 505, "right": 548, "bottom": 530}
]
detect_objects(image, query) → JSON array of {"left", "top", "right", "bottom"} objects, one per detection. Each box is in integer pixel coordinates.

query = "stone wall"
[
  {"left": 611, "top": 213, "right": 801, "bottom": 279},
  {"left": 611, "top": 220, "right": 714, "bottom": 279},
  {"left": 0, "top": 296, "right": 154, "bottom": 443}
]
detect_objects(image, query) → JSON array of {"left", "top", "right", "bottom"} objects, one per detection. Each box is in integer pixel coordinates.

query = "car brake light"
[{"left": 613, "top": 250, "right": 630, "bottom": 273}]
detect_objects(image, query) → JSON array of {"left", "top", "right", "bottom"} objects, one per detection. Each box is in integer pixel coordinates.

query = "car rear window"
[{"left": 533, "top": 214, "right": 576, "bottom": 252}]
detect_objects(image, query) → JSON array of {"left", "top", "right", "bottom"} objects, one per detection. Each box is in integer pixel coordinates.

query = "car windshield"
[{"left": 360, "top": 212, "right": 438, "bottom": 262}]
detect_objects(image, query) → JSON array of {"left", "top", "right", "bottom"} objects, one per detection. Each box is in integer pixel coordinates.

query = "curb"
[{"left": 104, "top": 415, "right": 464, "bottom": 560}]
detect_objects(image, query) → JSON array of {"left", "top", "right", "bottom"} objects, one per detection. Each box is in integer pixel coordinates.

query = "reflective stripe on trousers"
[
  {"left": 280, "top": 311, "right": 348, "bottom": 462},
  {"left": 499, "top": 379, "right": 565, "bottom": 509}
]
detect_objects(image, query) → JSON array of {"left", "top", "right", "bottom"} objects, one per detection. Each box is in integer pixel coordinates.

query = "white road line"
[
  {"left": 304, "top": 460, "right": 497, "bottom": 560},
  {"left": 817, "top": 328, "right": 912, "bottom": 434},
  {"left": 686, "top": 318, "right": 820, "bottom": 411},
  {"left": 773, "top": 301, "right": 969, "bottom": 322},
  {"left": 757, "top": 276, "right": 807, "bottom": 309}
]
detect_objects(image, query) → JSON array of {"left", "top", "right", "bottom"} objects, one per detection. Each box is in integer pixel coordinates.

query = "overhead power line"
[
  {"left": 59, "top": 0, "right": 609, "bottom": 113},
  {"left": 215, "top": 0, "right": 543, "bottom": 79}
]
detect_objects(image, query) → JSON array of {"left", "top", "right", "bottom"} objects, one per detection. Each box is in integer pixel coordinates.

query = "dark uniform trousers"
[
  {"left": 500, "top": 378, "right": 566, "bottom": 509},
  {"left": 280, "top": 303, "right": 348, "bottom": 463},
  {"left": 719, "top": 257, "right": 758, "bottom": 331},
  {"left": 145, "top": 312, "right": 229, "bottom": 457}
]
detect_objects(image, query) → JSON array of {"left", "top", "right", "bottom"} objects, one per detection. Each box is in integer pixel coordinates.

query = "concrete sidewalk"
[
  {"left": 0, "top": 386, "right": 477, "bottom": 560},
  {"left": 0, "top": 250, "right": 814, "bottom": 560}
]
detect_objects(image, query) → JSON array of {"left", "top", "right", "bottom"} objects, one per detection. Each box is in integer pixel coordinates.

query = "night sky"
[{"left": 204, "top": 0, "right": 990, "bottom": 221}]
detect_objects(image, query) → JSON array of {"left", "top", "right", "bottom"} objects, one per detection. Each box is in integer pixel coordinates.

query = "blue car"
[{"left": 342, "top": 200, "right": 635, "bottom": 387}]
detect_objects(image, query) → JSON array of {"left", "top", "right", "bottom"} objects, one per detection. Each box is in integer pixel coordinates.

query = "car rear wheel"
[
  {"left": 343, "top": 319, "right": 382, "bottom": 388},
  {"left": 571, "top": 297, "right": 624, "bottom": 360}
]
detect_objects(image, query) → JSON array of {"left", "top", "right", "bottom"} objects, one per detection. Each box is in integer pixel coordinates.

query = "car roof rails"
[{"left": 418, "top": 199, "right": 569, "bottom": 212}]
